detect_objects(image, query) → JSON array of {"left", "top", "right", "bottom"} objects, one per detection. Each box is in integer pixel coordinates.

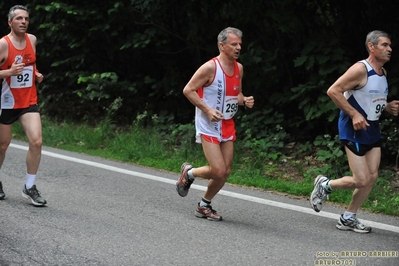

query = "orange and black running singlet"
[{"left": 1, "top": 34, "right": 37, "bottom": 109}]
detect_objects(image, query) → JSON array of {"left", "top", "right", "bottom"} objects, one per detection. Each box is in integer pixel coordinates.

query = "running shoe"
[
  {"left": 0, "top": 181, "right": 5, "bottom": 200},
  {"left": 22, "top": 185, "right": 47, "bottom": 206},
  {"left": 310, "top": 175, "right": 330, "bottom": 212},
  {"left": 336, "top": 214, "right": 372, "bottom": 233},
  {"left": 176, "top": 162, "right": 193, "bottom": 197},
  {"left": 195, "top": 203, "right": 222, "bottom": 221}
]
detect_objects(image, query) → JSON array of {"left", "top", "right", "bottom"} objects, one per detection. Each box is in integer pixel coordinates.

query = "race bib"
[
  {"left": 223, "top": 96, "right": 239, "bottom": 119},
  {"left": 10, "top": 65, "right": 33, "bottom": 89},
  {"left": 367, "top": 97, "right": 386, "bottom": 121}
]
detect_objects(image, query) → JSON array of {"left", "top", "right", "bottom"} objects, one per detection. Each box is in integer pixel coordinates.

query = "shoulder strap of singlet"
[
  {"left": 3, "top": 35, "right": 12, "bottom": 47},
  {"left": 3, "top": 34, "right": 32, "bottom": 51},
  {"left": 25, "top": 34, "right": 33, "bottom": 49},
  {"left": 359, "top": 59, "right": 384, "bottom": 77}
]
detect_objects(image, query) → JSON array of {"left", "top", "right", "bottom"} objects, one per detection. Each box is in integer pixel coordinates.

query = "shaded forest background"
[{"left": 1, "top": 0, "right": 399, "bottom": 163}]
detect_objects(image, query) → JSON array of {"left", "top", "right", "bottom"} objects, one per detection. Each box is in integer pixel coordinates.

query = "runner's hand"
[
  {"left": 10, "top": 60, "right": 25, "bottom": 76},
  {"left": 244, "top": 96, "right": 254, "bottom": 108},
  {"left": 352, "top": 113, "right": 369, "bottom": 130},
  {"left": 386, "top": 100, "right": 399, "bottom": 116},
  {"left": 207, "top": 109, "right": 224, "bottom": 122}
]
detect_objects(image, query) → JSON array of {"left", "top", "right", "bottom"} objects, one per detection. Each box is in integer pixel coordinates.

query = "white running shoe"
[
  {"left": 336, "top": 214, "right": 372, "bottom": 233},
  {"left": 310, "top": 175, "right": 330, "bottom": 212}
]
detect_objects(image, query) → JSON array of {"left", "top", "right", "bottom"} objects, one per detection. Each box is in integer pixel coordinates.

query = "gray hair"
[
  {"left": 365, "top": 30, "right": 390, "bottom": 52},
  {"left": 8, "top": 5, "right": 29, "bottom": 21},
  {"left": 217, "top": 27, "right": 242, "bottom": 50}
]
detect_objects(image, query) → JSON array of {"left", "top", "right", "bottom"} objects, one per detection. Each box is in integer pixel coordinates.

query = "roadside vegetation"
[{"left": 12, "top": 114, "right": 399, "bottom": 217}]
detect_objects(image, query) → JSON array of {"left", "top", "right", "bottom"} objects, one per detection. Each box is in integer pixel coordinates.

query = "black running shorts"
[
  {"left": 0, "top": 104, "right": 40, "bottom": 125},
  {"left": 340, "top": 139, "right": 382, "bottom": 157}
]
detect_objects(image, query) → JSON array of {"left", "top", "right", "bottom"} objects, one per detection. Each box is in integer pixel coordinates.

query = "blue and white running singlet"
[{"left": 338, "top": 60, "right": 388, "bottom": 144}]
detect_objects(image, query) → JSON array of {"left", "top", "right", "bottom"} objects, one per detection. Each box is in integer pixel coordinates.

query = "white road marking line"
[{"left": 11, "top": 143, "right": 399, "bottom": 234}]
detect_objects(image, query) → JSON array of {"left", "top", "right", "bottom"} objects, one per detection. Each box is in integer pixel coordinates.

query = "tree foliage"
[{"left": 1, "top": 0, "right": 399, "bottom": 157}]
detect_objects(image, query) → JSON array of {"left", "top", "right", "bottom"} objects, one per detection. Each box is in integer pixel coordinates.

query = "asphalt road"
[{"left": 0, "top": 140, "right": 398, "bottom": 266}]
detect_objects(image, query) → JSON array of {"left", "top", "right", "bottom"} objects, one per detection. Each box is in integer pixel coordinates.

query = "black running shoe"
[
  {"left": 0, "top": 181, "right": 5, "bottom": 200},
  {"left": 22, "top": 185, "right": 47, "bottom": 206}
]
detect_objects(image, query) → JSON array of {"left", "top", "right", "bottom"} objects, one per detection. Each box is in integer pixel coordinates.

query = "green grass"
[{"left": 11, "top": 118, "right": 399, "bottom": 217}]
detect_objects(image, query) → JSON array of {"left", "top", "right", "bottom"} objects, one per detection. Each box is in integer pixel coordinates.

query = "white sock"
[
  {"left": 343, "top": 211, "right": 356, "bottom": 220},
  {"left": 187, "top": 169, "right": 195, "bottom": 180},
  {"left": 200, "top": 198, "right": 211, "bottom": 207},
  {"left": 321, "top": 180, "right": 332, "bottom": 192},
  {"left": 25, "top": 173, "right": 36, "bottom": 189}
]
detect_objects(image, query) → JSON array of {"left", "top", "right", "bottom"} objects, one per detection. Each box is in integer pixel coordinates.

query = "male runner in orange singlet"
[{"left": 0, "top": 5, "right": 46, "bottom": 206}]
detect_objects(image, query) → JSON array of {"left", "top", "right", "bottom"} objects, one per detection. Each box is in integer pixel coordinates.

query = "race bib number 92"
[{"left": 10, "top": 65, "right": 33, "bottom": 89}]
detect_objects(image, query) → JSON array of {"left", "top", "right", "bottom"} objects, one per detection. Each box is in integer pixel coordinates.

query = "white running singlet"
[{"left": 195, "top": 58, "right": 241, "bottom": 143}]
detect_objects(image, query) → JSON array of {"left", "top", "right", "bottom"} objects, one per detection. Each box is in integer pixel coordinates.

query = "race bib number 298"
[{"left": 223, "top": 96, "right": 239, "bottom": 119}]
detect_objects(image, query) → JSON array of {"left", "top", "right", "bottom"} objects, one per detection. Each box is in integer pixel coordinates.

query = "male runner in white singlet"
[
  {"left": 310, "top": 30, "right": 399, "bottom": 233},
  {"left": 176, "top": 27, "right": 254, "bottom": 221}
]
